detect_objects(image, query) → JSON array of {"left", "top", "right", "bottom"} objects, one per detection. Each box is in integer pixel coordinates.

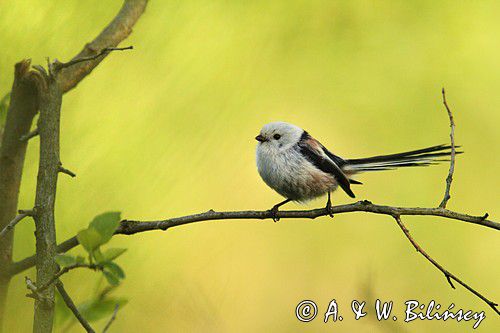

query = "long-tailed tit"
[{"left": 255, "top": 121, "right": 459, "bottom": 220}]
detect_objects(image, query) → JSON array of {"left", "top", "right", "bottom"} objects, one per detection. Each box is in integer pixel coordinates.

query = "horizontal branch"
[
  {"left": 120, "top": 202, "right": 499, "bottom": 233},
  {"left": 8, "top": 201, "right": 498, "bottom": 276}
]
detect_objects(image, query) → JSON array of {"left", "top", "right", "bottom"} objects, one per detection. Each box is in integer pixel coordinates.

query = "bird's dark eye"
[{"left": 273, "top": 134, "right": 281, "bottom": 140}]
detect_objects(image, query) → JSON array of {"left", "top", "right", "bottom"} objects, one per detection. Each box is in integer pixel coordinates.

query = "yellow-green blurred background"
[{"left": 1, "top": 0, "right": 499, "bottom": 332}]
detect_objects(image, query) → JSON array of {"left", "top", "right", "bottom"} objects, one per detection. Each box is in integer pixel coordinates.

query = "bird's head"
[{"left": 255, "top": 122, "right": 304, "bottom": 151}]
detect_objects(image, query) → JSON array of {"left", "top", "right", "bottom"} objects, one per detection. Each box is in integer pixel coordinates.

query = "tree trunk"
[{"left": 0, "top": 60, "right": 38, "bottom": 332}]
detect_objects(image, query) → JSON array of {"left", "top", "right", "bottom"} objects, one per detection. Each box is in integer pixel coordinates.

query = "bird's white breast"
[{"left": 256, "top": 144, "right": 338, "bottom": 201}]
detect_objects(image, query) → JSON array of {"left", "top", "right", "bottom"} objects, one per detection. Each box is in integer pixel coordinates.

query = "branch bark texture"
[{"left": 32, "top": 68, "right": 63, "bottom": 333}]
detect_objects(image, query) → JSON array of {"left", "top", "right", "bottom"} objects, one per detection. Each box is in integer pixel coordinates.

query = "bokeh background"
[{"left": 1, "top": 0, "right": 499, "bottom": 332}]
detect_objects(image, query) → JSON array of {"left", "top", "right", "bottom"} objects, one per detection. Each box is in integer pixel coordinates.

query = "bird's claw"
[
  {"left": 325, "top": 201, "right": 334, "bottom": 218},
  {"left": 269, "top": 205, "right": 281, "bottom": 222}
]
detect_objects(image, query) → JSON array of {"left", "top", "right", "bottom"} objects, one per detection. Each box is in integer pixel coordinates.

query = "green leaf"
[
  {"left": 55, "top": 254, "right": 76, "bottom": 268},
  {"left": 89, "top": 212, "right": 121, "bottom": 245},
  {"left": 103, "top": 271, "right": 120, "bottom": 286},
  {"left": 75, "top": 255, "right": 86, "bottom": 264},
  {"left": 102, "top": 261, "right": 125, "bottom": 286},
  {"left": 101, "top": 248, "right": 127, "bottom": 261},
  {"left": 93, "top": 248, "right": 104, "bottom": 263},
  {"left": 78, "top": 298, "right": 127, "bottom": 322},
  {"left": 103, "top": 262, "right": 125, "bottom": 279},
  {"left": 77, "top": 228, "right": 103, "bottom": 253},
  {"left": 76, "top": 211, "right": 122, "bottom": 255}
]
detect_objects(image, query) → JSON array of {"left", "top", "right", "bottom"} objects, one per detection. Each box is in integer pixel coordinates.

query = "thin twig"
[
  {"left": 393, "top": 215, "right": 499, "bottom": 315},
  {"left": 102, "top": 304, "right": 120, "bottom": 333},
  {"left": 8, "top": 201, "right": 499, "bottom": 277},
  {"left": 58, "top": 164, "right": 77, "bottom": 177},
  {"left": 58, "top": 0, "right": 148, "bottom": 93},
  {"left": 37, "top": 263, "right": 102, "bottom": 293},
  {"left": 53, "top": 46, "right": 133, "bottom": 71},
  {"left": 0, "top": 210, "right": 33, "bottom": 240},
  {"left": 25, "top": 276, "right": 39, "bottom": 296},
  {"left": 19, "top": 128, "right": 39, "bottom": 142},
  {"left": 24, "top": 276, "right": 50, "bottom": 303},
  {"left": 56, "top": 280, "right": 95, "bottom": 333},
  {"left": 439, "top": 88, "right": 456, "bottom": 208}
]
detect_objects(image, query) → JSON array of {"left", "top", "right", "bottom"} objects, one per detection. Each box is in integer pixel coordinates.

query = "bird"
[{"left": 255, "top": 121, "right": 459, "bottom": 221}]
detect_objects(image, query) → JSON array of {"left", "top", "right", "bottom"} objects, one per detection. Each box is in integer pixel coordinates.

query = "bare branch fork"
[
  {"left": 394, "top": 89, "right": 498, "bottom": 316},
  {"left": 390, "top": 89, "right": 498, "bottom": 315}
]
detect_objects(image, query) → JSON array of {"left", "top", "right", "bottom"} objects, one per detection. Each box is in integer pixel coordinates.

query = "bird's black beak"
[{"left": 255, "top": 134, "right": 267, "bottom": 142}]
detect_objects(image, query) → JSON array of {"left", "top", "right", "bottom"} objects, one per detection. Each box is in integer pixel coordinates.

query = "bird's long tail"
[{"left": 343, "top": 144, "right": 461, "bottom": 173}]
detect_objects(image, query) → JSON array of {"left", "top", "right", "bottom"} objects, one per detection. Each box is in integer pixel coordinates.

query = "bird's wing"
[
  {"left": 297, "top": 133, "right": 355, "bottom": 198},
  {"left": 321, "top": 146, "right": 348, "bottom": 167}
]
